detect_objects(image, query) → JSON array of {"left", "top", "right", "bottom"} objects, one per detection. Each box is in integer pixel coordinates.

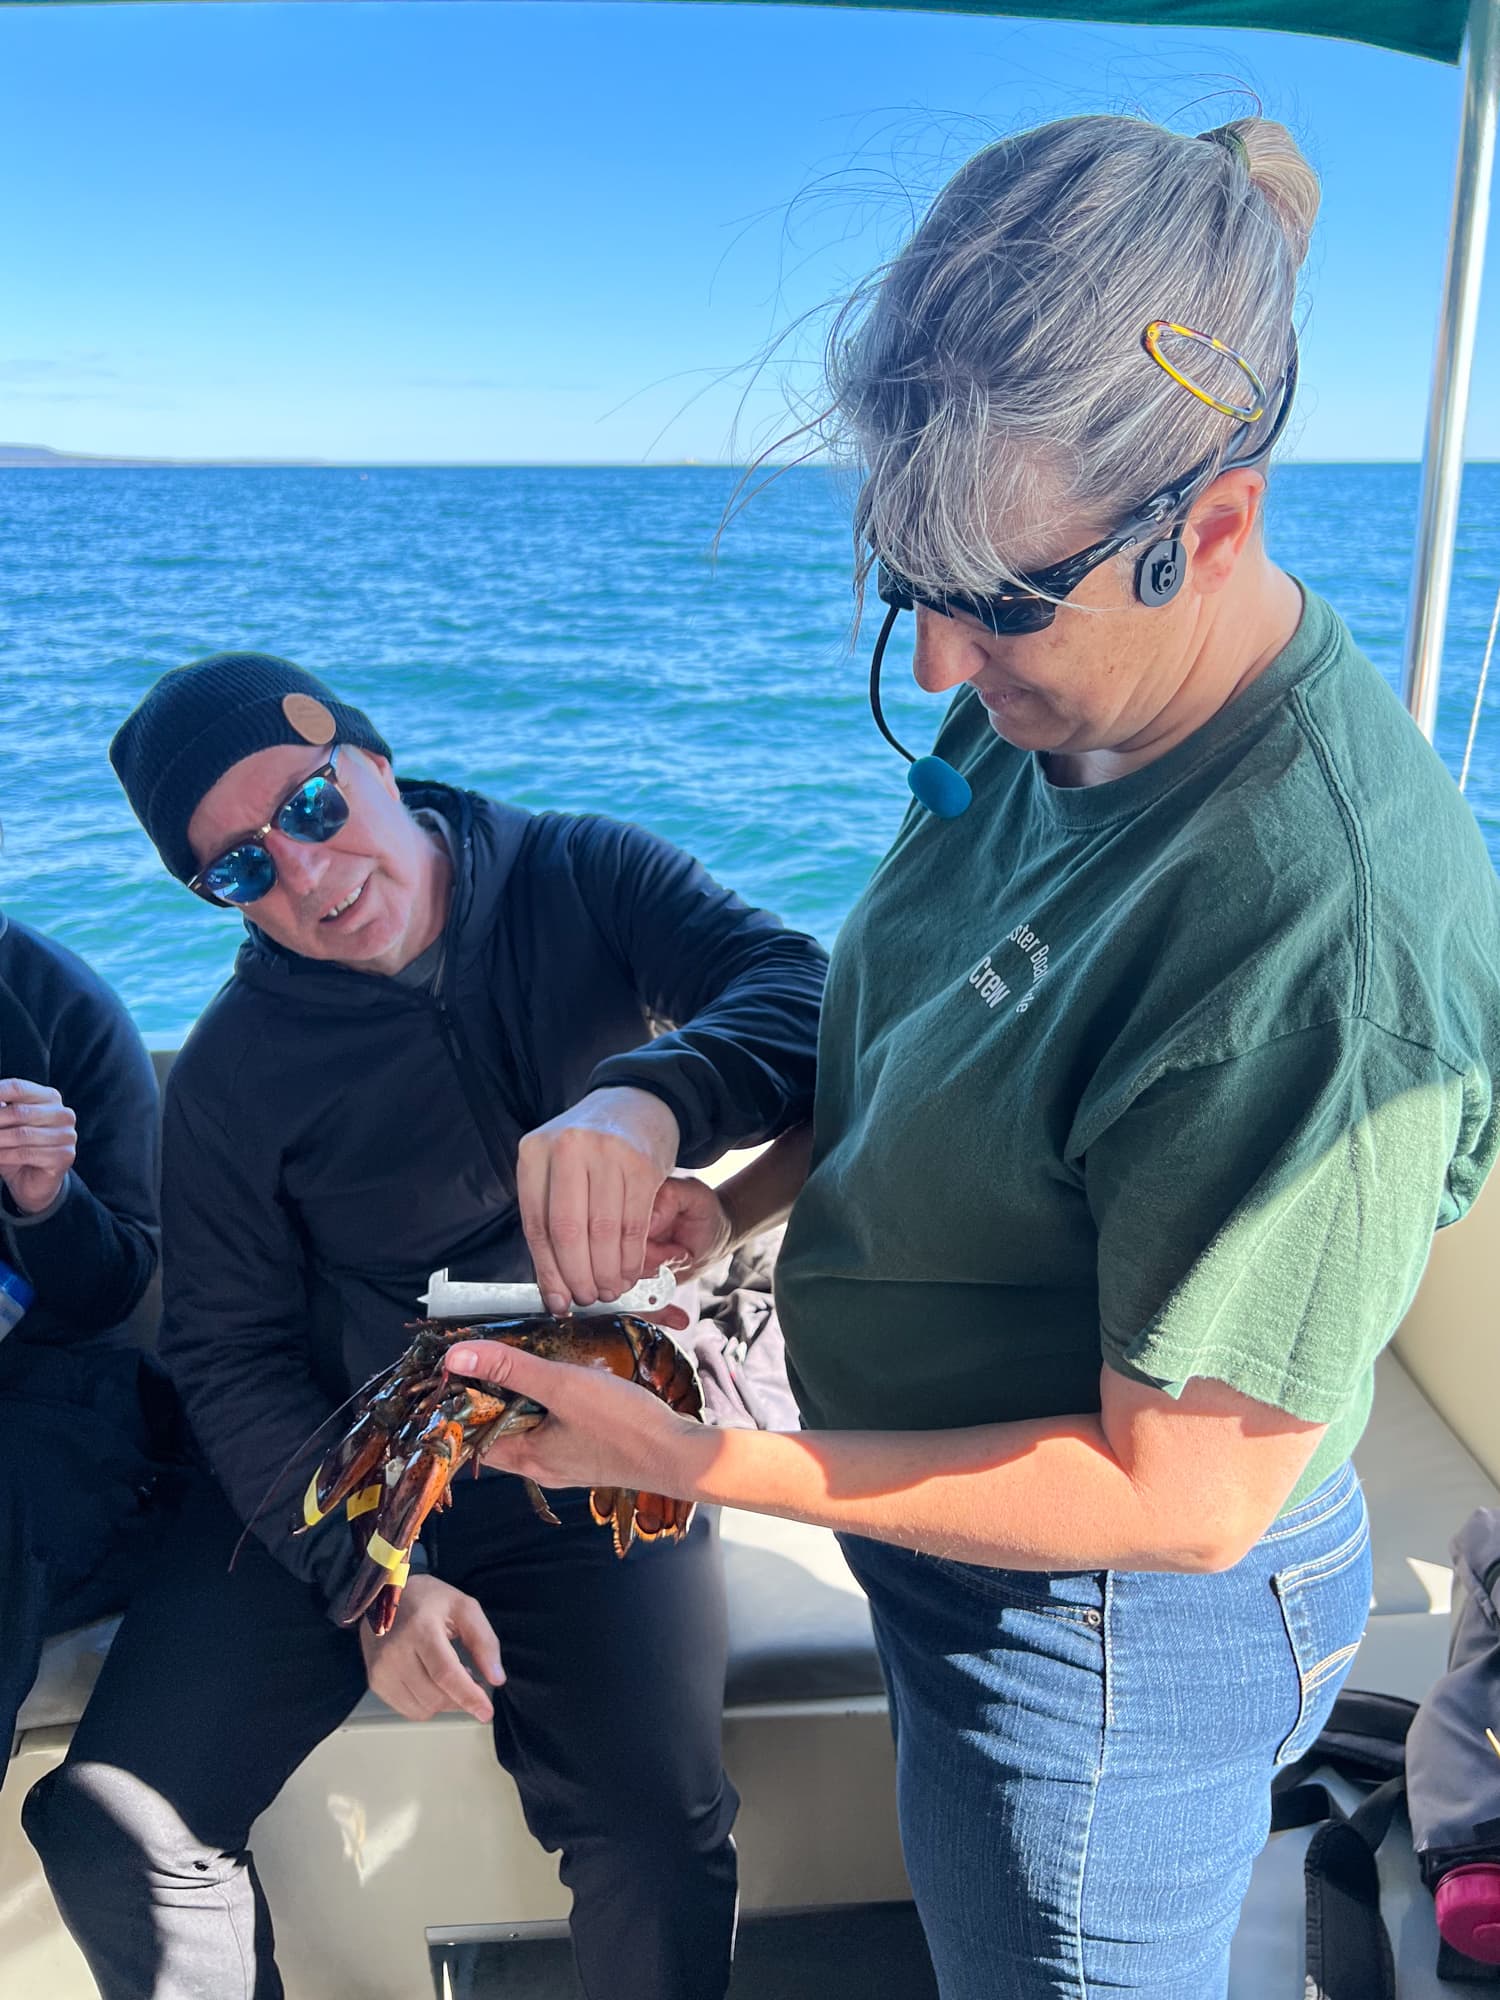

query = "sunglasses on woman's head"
[{"left": 188, "top": 745, "right": 350, "bottom": 907}]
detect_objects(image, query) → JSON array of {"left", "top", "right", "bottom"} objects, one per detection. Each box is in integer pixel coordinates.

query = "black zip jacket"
[
  {"left": 0, "top": 914, "right": 160, "bottom": 1404},
  {"left": 160, "top": 786, "right": 827, "bottom": 1609}
]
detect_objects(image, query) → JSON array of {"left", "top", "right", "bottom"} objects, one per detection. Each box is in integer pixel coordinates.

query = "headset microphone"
[{"left": 868, "top": 599, "right": 973, "bottom": 819}]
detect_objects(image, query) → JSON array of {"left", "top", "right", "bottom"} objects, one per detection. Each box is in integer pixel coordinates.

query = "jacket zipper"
[
  {"left": 425, "top": 817, "right": 518, "bottom": 1190},
  {"left": 430, "top": 990, "right": 514, "bottom": 1190}
]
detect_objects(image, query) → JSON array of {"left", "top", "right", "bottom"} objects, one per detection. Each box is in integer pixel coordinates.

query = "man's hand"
[
  {"left": 0, "top": 1078, "right": 77, "bottom": 1215},
  {"left": 358, "top": 1575, "right": 505, "bottom": 1723},
  {"left": 645, "top": 1176, "right": 734, "bottom": 1281},
  {"left": 517, "top": 1086, "right": 681, "bottom": 1315}
]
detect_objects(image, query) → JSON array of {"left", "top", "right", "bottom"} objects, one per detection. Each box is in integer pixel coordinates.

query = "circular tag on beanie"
[{"left": 282, "top": 693, "right": 337, "bottom": 744}]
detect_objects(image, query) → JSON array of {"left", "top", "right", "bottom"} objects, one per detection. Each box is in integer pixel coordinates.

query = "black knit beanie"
[{"left": 110, "top": 652, "right": 393, "bottom": 886}]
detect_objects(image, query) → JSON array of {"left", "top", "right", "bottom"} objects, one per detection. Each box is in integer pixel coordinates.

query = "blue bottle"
[{"left": 0, "top": 1257, "right": 34, "bottom": 1340}]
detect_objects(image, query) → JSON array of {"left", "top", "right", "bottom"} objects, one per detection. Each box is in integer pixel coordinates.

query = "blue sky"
[{"left": 0, "top": 1, "right": 1493, "bottom": 463}]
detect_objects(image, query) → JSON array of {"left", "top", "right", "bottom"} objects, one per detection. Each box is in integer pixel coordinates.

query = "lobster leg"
[
  {"left": 456, "top": 1396, "right": 559, "bottom": 1529},
  {"left": 524, "top": 1479, "right": 562, "bottom": 1528}
]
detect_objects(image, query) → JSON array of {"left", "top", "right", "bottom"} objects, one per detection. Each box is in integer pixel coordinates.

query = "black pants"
[
  {"left": 24, "top": 1470, "right": 739, "bottom": 2000},
  {"left": 1, "top": 1350, "right": 168, "bottom": 1763}
]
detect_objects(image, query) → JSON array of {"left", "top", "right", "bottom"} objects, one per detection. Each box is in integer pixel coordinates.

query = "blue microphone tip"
[{"left": 907, "top": 756, "right": 972, "bottom": 819}]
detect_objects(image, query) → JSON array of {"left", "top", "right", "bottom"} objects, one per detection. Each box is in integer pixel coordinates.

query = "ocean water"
[{"left": 1, "top": 462, "right": 1497, "bottom": 1043}]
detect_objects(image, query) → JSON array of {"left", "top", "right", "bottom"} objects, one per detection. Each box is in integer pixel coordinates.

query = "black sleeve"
[
  {"left": 158, "top": 1070, "right": 361, "bottom": 1612},
  {"left": 573, "top": 818, "right": 827, "bottom": 1168},
  {"left": 2, "top": 962, "right": 160, "bottom": 1336}
]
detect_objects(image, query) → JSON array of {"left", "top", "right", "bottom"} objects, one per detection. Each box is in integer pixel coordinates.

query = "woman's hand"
[
  {"left": 517, "top": 1086, "right": 681, "bottom": 1315},
  {"left": 443, "top": 1338, "right": 708, "bottom": 1498},
  {"left": 0, "top": 1077, "right": 77, "bottom": 1215},
  {"left": 644, "top": 1176, "right": 734, "bottom": 1281}
]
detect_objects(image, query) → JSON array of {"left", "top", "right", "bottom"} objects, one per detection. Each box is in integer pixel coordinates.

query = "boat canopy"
[
  {"left": 708, "top": 1, "right": 1469, "bottom": 66},
  {"left": 14, "top": 0, "right": 1471, "bottom": 65}
]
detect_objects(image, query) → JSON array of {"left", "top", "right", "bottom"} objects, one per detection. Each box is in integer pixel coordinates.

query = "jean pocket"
[{"left": 1270, "top": 1502, "right": 1372, "bottom": 1765}]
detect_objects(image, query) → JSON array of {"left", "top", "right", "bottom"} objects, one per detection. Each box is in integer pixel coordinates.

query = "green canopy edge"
[
  {"left": 5, "top": 0, "right": 1473, "bottom": 66},
  {"left": 698, "top": 0, "right": 1468, "bottom": 66},
  {"left": 704, "top": 0, "right": 1472, "bottom": 65}
]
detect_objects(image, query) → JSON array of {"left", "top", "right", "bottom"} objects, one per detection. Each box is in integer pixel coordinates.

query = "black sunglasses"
[
  {"left": 188, "top": 745, "right": 350, "bottom": 907},
  {"left": 875, "top": 343, "right": 1300, "bottom": 636},
  {"left": 876, "top": 463, "right": 1204, "bottom": 635}
]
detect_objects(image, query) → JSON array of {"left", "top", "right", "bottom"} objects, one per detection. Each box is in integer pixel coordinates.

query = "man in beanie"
[{"left": 26, "top": 651, "right": 827, "bottom": 2000}]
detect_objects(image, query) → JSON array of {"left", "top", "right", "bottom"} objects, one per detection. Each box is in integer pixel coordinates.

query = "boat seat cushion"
[
  {"left": 16, "top": 1346, "right": 1496, "bottom": 1737},
  {"left": 1356, "top": 1345, "right": 1499, "bottom": 1618}
]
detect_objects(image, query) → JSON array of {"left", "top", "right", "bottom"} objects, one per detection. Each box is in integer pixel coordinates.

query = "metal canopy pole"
[{"left": 1402, "top": 0, "right": 1500, "bottom": 740}]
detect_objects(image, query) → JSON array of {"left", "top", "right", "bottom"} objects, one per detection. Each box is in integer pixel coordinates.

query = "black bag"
[
  {"left": 1270, "top": 1689, "right": 1416, "bottom": 2000},
  {"left": 1271, "top": 1687, "right": 1500, "bottom": 1993}
]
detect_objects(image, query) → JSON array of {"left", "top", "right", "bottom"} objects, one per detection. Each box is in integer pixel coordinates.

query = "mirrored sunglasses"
[{"left": 189, "top": 746, "right": 350, "bottom": 906}]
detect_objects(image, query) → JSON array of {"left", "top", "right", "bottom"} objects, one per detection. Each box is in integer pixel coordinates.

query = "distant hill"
[
  {"left": 0, "top": 443, "right": 327, "bottom": 468},
  {"left": 0, "top": 442, "right": 744, "bottom": 470}
]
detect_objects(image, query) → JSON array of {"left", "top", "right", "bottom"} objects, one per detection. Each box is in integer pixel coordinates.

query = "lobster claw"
[
  {"left": 293, "top": 1423, "right": 389, "bottom": 1538},
  {"left": 362, "top": 1580, "right": 407, "bottom": 1639},
  {"left": 296, "top": 1312, "right": 707, "bottom": 1641},
  {"left": 336, "top": 1425, "right": 461, "bottom": 1633}
]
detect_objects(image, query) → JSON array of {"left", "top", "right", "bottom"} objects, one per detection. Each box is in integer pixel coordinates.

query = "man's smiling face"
[{"left": 186, "top": 742, "right": 437, "bottom": 971}]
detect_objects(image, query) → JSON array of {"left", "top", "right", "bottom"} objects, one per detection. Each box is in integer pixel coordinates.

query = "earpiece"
[{"left": 1135, "top": 536, "right": 1187, "bottom": 608}]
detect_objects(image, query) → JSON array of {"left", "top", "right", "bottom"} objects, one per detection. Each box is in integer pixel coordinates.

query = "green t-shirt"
[{"left": 776, "top": 588, "right": 1500, "bottom": 1511}]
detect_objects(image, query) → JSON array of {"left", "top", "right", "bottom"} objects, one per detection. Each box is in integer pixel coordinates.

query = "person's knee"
[
  {"left": 538, "top": 1766, "right": 739, "bottom": 1872},
  {"left": 26, "top": 1763, "right": 125, "bottom": 1887},
  {"left": 24, "top": 1757, "right": 216, "bottom": 1894}
]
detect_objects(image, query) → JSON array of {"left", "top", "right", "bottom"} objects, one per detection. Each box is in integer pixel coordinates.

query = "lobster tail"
[{"left": 588, "top": 1486, "right": 697, "bottom": 1556}]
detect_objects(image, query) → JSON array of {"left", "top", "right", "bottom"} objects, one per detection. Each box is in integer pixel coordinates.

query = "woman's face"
[{"left": 909, "top": 472, "right": 1262, "bottom": 763}]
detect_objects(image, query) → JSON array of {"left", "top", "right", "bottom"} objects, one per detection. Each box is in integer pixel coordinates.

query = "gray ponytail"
[{"left": 825, "top": 114, "right": 1320, "bottom": 598}]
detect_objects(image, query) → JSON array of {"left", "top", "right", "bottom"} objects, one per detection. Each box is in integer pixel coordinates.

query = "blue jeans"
[{"left": 839, "top": 1460, "right": 1371, "bottom": 2000}]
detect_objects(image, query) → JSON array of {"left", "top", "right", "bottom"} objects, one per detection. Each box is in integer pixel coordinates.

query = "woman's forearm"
[
  {"left": 666, "top": 1414, "right": 1259, "bottom": 1575},
  {"left": 718, "top": 1120, "right": 814, "bottom": 1247}
]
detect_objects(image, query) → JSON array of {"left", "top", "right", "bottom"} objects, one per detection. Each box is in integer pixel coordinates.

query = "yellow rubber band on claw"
[
  {"left": 346, "top": 1483, "right": 382, "bottom": 1522},
  {"left": 302, "top": 1472, "right": 329, "bottom": 1529},
  {"left": 365, "top": 1529, "right": 413, "bottom": 1582}
]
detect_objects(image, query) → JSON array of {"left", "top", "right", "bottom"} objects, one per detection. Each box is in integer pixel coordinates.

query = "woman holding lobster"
[{"left": 452, "top": 113, "right": 1500, "bottom": 1999}]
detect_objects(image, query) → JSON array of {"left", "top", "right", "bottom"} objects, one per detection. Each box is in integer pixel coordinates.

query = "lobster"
[{"left": 292, "top": 1312, "right": 703, "bottom": 1635}]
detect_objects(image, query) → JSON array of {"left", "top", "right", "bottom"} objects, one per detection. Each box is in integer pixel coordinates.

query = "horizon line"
[{"left": 2, "top": 453, "right": 1495, "bottom": 471}]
